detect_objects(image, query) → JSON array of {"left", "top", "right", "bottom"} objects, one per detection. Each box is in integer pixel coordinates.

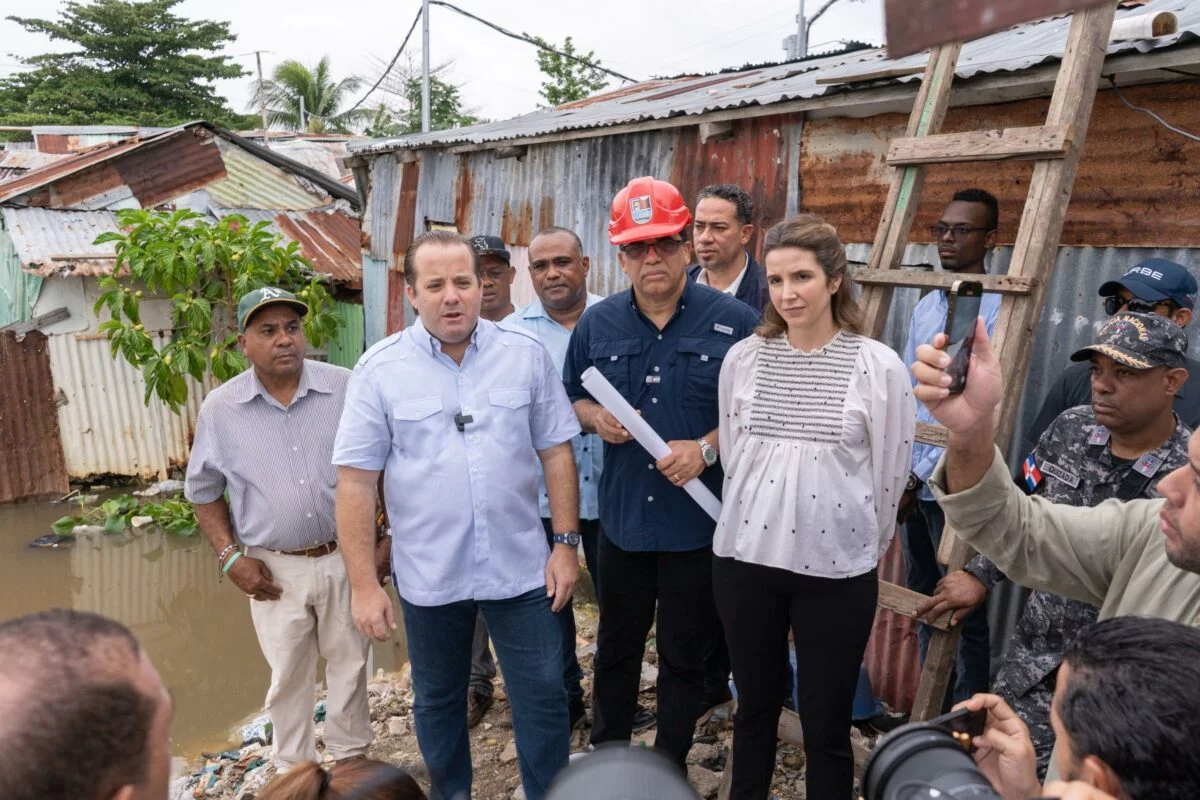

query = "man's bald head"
[{"left": 0, "top": 610, "right": 170, "bottom": 800}]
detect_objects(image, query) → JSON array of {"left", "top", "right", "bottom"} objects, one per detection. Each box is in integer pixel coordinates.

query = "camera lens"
[{"left": 861, "top": 722, "right": 1003, "bottom": 800}]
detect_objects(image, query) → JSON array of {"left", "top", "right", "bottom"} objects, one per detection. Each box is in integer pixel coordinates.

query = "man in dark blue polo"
[{"left": 564, "top": 176, "right": 759, "bottom": 768}]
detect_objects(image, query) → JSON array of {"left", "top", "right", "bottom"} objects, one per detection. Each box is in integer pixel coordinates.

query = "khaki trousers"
[{"left": 248, "top": 546, "right": 372, "bottom": 767}]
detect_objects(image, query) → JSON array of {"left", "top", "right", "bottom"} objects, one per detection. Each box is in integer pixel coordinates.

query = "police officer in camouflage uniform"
[{"left": 917, "top": 311, "right": 1192, "bottom": 777}]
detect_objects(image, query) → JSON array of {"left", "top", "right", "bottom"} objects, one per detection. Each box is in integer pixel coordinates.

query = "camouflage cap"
[{"left": 1070, "top": 311, "right": 1188, "bottom": 370}]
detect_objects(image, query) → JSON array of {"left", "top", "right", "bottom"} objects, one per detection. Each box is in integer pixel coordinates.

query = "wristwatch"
[
  {"left": 552, "top": 531, "right": 581, "bottom": 548},
  {"left": 905, "top": 472, "right": 922, "bottom": 492},
  {"left": 697, "top": 438, "right": 718, "bottom": 468}
]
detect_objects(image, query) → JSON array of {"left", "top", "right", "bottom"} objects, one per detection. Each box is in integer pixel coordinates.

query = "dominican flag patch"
[{"left": 1023, "top": 454, "right": 1042, "bottom": 491}]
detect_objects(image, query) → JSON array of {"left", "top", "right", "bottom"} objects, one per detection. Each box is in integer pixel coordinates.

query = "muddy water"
[{"left": 0, "top": 495, "right": 407, "bottom": 758}]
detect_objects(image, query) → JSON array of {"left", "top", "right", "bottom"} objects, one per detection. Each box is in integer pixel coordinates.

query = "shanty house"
[{"left": 344, "top": 0, "right": 1200, "bottom": 710}]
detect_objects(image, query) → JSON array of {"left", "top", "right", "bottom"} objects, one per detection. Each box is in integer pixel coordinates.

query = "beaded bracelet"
[
  {"left": 221, "top": 551, "right": 243, "bottom": 575},
  {"left": 217, "top": 543, "right": 238, "bottom": 563}
]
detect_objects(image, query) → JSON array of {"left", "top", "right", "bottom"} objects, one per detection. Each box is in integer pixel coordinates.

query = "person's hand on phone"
[
  {"left": 912, "top": 318, "right": 1005, "bottom": 435},
  {"left": 954, "top": 693, "right": 1039, "bottom": 800}
]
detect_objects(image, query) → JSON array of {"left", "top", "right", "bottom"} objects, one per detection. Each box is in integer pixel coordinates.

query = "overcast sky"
[{"left": 0, "top": 0, "right": 886, "bottom": 124}]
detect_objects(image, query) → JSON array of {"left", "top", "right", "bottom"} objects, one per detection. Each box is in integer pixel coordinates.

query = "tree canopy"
[
  {"left": 528, "top": 35, "right": 609, "bottom": 107},
  {"left": 0, "top": 0, "right": 251, "bottom": 128},
  {"left": 249, "top": 56, "right": 370, "bottom": 134}
]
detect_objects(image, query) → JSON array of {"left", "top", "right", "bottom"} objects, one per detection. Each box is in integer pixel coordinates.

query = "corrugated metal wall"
[
  {"left": 328, "top": 300, "right": 365, "bottom": 369},
  {"left": 47, "top": 332, "right": 208, "bottom": 480},
  {"left": 0, "top": 225, "right": 42, "bottom": 326},
  {"left": 0, "top": 331, "right": 69, "bottom": 502}
]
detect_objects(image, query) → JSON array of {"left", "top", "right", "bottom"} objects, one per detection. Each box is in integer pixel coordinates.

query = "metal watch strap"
[{"left": 553, "top": 531, "right": 581, "bottom": 547}]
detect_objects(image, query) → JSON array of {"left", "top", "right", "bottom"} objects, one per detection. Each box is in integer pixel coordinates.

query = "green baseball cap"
[{"left": 237, "top": 287, "right": 309, "bottom": 332}]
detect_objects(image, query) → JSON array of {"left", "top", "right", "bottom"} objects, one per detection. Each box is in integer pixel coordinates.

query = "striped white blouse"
[{"left": 714, "top": 331, "right": 916, "bottom": 578}]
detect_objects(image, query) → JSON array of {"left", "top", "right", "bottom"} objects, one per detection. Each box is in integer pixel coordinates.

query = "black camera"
[{"left": 860, "top": 707, "right": 1003, "bottom": 800}]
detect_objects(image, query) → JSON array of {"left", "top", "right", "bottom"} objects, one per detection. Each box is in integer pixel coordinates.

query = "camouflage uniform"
[{"left": 966, "top": 403, "right": 1190, "bottom": 776}]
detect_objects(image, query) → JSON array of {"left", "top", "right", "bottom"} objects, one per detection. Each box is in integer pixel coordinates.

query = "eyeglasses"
[
  {"left": 620, "top": 237, "right": 686, "bottom": 260},
  {"left": 1104, "top": 296, "right": 1178, "bottom": 316},
  {"left": 930, "top": 224, "right": 992, "bottom": 239}
]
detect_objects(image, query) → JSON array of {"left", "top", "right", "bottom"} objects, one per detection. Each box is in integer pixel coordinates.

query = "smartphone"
[{"left": 942, "top": 280, "right": 984, "bottom": 394}]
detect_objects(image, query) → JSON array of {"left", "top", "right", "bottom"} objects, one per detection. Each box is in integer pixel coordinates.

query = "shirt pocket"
[
  {"left": 488, "top": 388, "right": 533, "bottom": 449},
  {"left": 678, "top": 336, "right": 732, "bottom": 408},
  {"left": 589, "top": 338, "right": 643, "bottom": 399},
  {"left": 392, "top": 396, "right": 445, "bottom": 459}
]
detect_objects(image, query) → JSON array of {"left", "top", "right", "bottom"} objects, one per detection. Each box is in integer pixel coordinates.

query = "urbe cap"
[
  {"left": 1098, "top": 258, "right": 1198, "bottom": 310},
  {"left": 1070, "top": 311, "right": 1188, "bottom": 370},
  {"left": 237, "top": 287, "right": 308, "bottom": 332}
]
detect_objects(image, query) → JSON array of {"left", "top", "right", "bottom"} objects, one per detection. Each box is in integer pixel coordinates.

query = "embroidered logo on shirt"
[
  {"left": 1134, "top": 453, "right": 1164, "bottom": 478},
  {"left": 713, "top": 323, "right": 734, "bottom": 335},
  {"left": 1088, "top": 426, "right": 1111, "bottom": 446},
  {"left": 1040, "top": 460, "right": 1081, "bottom": 488},
  {"left": 645, "top": 375, "right": 661, "bottom": 384},
  {"left": 1022, "top": 454, "right": 1042, "bottom": 491}
]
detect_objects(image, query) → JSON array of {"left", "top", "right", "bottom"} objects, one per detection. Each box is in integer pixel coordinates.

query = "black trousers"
[
  {"left": 541, "top": 517, "right": 601, "bottom": 703},
  {"left": 590, "top": 532, "right": 719, "bottom": 768},
  {"left": 713, "top": 555, "right": 878, "bottom": 800}
]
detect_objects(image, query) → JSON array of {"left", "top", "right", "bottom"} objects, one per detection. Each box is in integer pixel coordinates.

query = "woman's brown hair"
[
  {"left": 256, "top": 759, "right": 426, "bottom": 800},
  {"left": 755, "top": 214, "right": 862, "bottom": 339}
]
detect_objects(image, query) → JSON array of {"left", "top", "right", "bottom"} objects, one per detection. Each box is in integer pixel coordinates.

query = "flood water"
[{"left": 0, "top": 493, "right": 407, "bottom": 758}]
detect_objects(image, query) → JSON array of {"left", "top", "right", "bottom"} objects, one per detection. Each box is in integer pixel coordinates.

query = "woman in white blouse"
[{"left": 713, "top": 215, "right": 915, "bottom": 799}]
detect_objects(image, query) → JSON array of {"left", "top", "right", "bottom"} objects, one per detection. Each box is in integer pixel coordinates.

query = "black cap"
[{"left": 469, "top": 234, "right": 510, "bottom": 263}]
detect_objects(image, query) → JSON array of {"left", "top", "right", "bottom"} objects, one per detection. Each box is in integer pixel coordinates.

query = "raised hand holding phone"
[{"left": 943, "top": 279, "right": 984, "bottom": 394}]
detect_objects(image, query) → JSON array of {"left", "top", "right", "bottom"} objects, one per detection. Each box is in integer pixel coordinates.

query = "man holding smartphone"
[{"left": 899, "top": 188, "right": 1003, "bottom": 704}]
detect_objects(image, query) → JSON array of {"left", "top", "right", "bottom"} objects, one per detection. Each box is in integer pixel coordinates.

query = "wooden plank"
[
  {"left": 885, "top": 0, "right": 1113, "bottom": 59},
  {"left": 878, "top": 580, "right": 952, "bottom": 631},
  {"left": 0, "top": 307, "right": 70, "bottom": 336},
  {"left": 914, "top": 422, "right": 948, "bottom": 448},
  {"left": 815, "top": 65, "right": 926, "bottom": 85},
  {"left": 886, "top": 124, "right": 1073, "bottom": 166},
  {"left": 937, "top": 524, "right": 974, "bottom": 568},
  {"left": 860, "top": 42, "right": 963, "bottom": 340},
  {"left": 911, "top": 625, "right": 962, "bottom": 721},
  {"left": 853, "top": 269, "right": 1037, "bottom": 295}
]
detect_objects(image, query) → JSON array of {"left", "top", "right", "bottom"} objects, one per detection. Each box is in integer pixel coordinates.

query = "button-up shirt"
[
  {"left": 332, "top": 319, "right": 581, "bottom": 606},
  {"left": 185, "top": 359, "right": 348, "bottom": 551},
  {"left": 563, "top": 280, "right": 760, "bottom": 552},
  {"left": 505, "top": 293, "right": 605, "bottom": 520},
  {"left": 902, "top": 288, "right": 1003, "bottom": 501},
  {"left": 687, "top": 253, "right": 770, "bottom": 313}
]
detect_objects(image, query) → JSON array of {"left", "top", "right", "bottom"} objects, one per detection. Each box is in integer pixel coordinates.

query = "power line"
[
  {"left": 1110, "top": 78, "right": 1200, "bottom": 143},
  {"left": 342, "top": 7, "right": 424, "bottom": 117},
  {"left": 427, "top": 0, "right": 637, "bottom": 84}
]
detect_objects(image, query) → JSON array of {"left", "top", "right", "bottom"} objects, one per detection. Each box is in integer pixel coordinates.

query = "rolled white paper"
[
  {"left": 581, "top": 366, "right": 722, "bottom": 521},
  {"left": 1110, "top": 12, "right": 1177, "bottom": 41}
]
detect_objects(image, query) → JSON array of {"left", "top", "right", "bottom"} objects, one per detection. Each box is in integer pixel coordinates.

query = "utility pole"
[
  {"left": 299, "top": 94, "right": 306, "bottom": 132},
  {"left": 785, "top": 0, "right": 844, "bottom": 59},
  {"left": 254, "top": 50, "right": 271, "bottom": 149},
  {"left": 421, "top": 0, "right": 431, "bottom": 133}
]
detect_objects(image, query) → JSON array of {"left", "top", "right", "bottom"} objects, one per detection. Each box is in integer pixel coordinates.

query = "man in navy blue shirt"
[{"left": 564, "top": 176, "right": 759, "bottom": 768}]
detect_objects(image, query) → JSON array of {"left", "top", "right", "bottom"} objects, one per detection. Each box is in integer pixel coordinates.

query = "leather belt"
[{"left": 273, "top": 541, "right": 338, "bottom": 558}]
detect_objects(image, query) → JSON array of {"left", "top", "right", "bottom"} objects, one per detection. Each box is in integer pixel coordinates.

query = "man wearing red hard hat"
[{"left": 563, "top": 177, "right": 759, "bottom": 769}]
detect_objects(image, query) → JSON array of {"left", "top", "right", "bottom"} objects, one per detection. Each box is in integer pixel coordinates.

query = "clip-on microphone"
[{"left": 454, "top": 411, "right": 474, "bottom": 432}]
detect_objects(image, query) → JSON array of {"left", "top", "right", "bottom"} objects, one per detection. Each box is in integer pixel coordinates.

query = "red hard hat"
[{"left": 608, "top": 176, "right": 692, "bottom": 246}]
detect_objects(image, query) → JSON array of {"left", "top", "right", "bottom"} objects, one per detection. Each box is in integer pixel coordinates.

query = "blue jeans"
[
  {"left": 901, "top": 498, "right": 991, "bottom": 705},
  {"left": 401, "top": 587, "right": 569, "bottom": 800}
]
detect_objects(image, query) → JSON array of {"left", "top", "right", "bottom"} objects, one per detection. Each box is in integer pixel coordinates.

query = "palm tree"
[{"left": 250, "top": 56, "right": 370, "bottom": 133}]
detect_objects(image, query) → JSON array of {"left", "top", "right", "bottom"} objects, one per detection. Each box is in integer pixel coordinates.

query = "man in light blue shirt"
[
  {"left": 899, "top": 188, "right": 1002, "bottom": 705},
  {"left": 503, "top": 226, "right": 604, "bottom": 728},
  {"left": 333, "top": 230, "right": 583, "bottom": 800}
]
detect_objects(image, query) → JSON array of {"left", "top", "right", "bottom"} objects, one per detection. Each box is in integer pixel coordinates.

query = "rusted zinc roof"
[
  {"left": 0, "top": 150, "right": 69, "bottom": 183},
  {"left": 0, "top": 122, "right": 359, "bottom": 209},
  {"left": 352, "top": 0, "right": 1198, "bottom": 153},
  {"left": 2, "top": 205, "right": 362, "bottom": 285}
]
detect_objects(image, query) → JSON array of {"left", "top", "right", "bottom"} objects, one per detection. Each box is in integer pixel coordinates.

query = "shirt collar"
[
  {"left": 521, "top": 293, "right": 603, "bottom": 323},
  {"left": 235, "top": 360, "right": 329, "bottom": 406},
  {"left": 410, "top": 316, "right": 484, "bottom": 357},
  {"left": 697, "top": 252, "right": 750, "bottom": 293}
]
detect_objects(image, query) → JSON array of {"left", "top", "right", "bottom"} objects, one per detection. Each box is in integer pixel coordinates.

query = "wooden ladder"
[{"left": 859, "top": 2, "right": 1119, "bottom": 722}]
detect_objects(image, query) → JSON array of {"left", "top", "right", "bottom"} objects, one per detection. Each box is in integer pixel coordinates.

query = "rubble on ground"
[{"left": 171, "top": 600, "right": 880, "bottom": 799}]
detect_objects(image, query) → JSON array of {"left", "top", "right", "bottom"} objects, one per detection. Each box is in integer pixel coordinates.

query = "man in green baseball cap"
[{"left": 236, "top": 286, "right": 309, "bottom": 332}]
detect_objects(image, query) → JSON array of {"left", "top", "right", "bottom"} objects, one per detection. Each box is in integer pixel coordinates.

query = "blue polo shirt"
[{"left": 563, "top": 280, "right": 760, "bottom": 552}]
